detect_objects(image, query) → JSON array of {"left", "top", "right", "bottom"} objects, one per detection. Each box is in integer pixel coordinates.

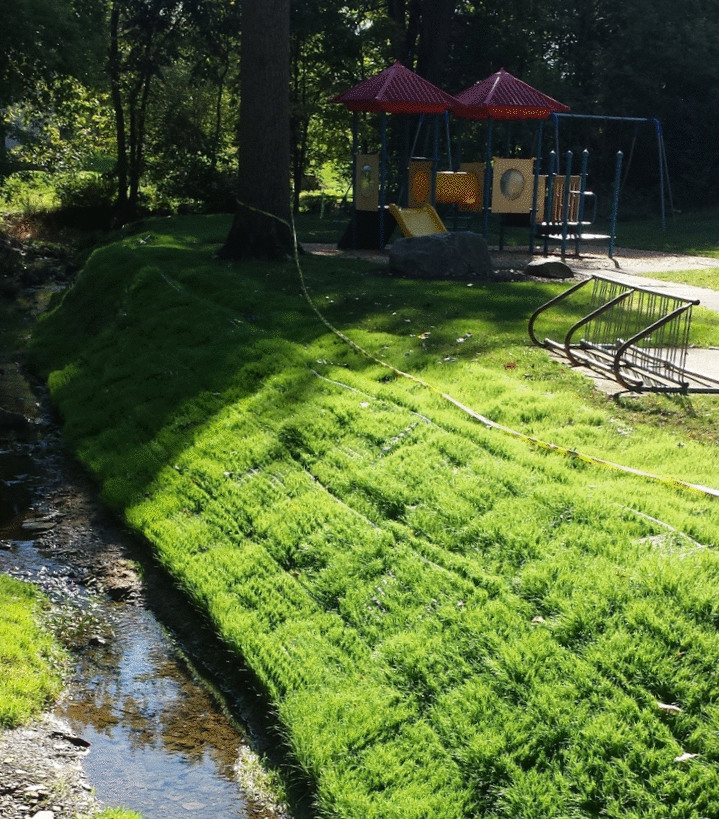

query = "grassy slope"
[{"left": 29, "top": 214, "right": 719, "bottom": 818}]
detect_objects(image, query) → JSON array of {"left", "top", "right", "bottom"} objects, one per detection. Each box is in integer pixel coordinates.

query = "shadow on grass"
[{"left": 27, "top": 214, "right": 570, "bottom": 516}]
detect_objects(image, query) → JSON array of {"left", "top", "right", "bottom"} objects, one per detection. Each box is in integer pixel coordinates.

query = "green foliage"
[
  {"left": 0, "top": 0, "right": 104, "bottom": 110},
  {"left": 0, "top": 172, "right": 59, "bottom": 214},
  {"left": 4, "top": 0, "right": 719, "bottom": 217},
  {"left": 54, "top": 171, "right": 116, "bottom": 211},
  {"left": 30, "top": 214, "right": 719, "bottom": 818},
  {"left": 0, "top": 577, "right": 65, "bottom": 728},
  {"left": 5, "top": 78, "right": 114, "bottom": 176},
  {"left": 143, "top": 57, "right": 239, "bottom": 212}
]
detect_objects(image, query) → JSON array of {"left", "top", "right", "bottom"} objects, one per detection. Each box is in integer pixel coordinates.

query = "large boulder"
[{"left": 388, "top": 231, "right": 495, "bottom": 280}]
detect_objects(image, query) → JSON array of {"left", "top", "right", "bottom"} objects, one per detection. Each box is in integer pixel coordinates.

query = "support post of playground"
[
  {"left": 609, "top": 150, "right": 624, "bottom": 260},
  {"left": 529, "top": 120, "right": 544, "bottom": 256},
  {"left": 560, "top": 150, "right": 573, "bottom": 258},
  {"left": 482, "top": 118, "right": 494, "bottom": 239},
  {"left": 574, "top": 149, "right": 590, "bottom": 256},
  {"left": 379, "top": 112, "right": 387, "bottom": 250}
]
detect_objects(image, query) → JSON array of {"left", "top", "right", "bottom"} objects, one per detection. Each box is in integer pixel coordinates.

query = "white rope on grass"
[{"left": 220, "top": 203, "right": 719, "bottom": 501}]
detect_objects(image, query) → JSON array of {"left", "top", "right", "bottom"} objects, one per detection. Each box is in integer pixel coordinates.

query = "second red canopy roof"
[{"left": 455, "top": 68, "right": 570, "bottom": 120}]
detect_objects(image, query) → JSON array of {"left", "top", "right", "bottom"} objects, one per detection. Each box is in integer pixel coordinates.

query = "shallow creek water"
[{"left": 0, "top": 356, "right": 292, "bottom": 819}]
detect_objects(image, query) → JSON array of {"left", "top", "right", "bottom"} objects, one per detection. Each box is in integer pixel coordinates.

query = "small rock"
[
  {"left": 525, "top": 258, "right": 574, "bottom": 279},
  {"left": 32, "top": 811, "right": 55, "bottom": 819},
  {"left": 50, "top": 731, "right": 90, "bottom": 749},
  {"left": 23, "top": 785, "right": 49, "bottom": 803}
]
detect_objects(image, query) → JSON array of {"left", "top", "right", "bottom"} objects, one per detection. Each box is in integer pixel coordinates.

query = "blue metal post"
[
  {"left": 575, "top": 148, "right": 589, "bottom": 255},
  {"left": 653, "top": 118, "right": 666, "bottom": 231},
  {"left": 351, "top": 111, "right": 358, "bottom": 249},
  {"left": 432, "top": 113, "right": 439, "bottom": 205},
  {"left": 482, "top": 117, "right": 493, "bottom": 238},
  {"left": 561, "top": 150, "right": 573, "bottom": 258},
  {"left": 544, "top": 150, "right": 556, "bottom": 256},
  {"left": 529, "top": 119, "right": 544, "bottom": 256},
  {"left": 379, "top": 111, "right": 387, "bottom": 250},
  {"left": 444, "top": 111, "right": 453, "bottom": 171},
  {"left": 609, "top": 150, "right": 624, "bottom": 260}
]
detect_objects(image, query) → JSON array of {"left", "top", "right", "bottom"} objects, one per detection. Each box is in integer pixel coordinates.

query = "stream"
[{"left": 0, "top": 348, "right": 295, "bottom": 819}]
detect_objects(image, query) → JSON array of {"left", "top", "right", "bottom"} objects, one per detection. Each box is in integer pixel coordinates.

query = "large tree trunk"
[
  {"left": 386, "top": 0, "right": 456, "bottom": 84},
  {"left": 416, "top": 0, "right": 457, "bottom": 84},
  {"left": 108, "top": 1, "right": 129, "bottom": 217},
  {"left": 218, "top": 0, "right": 293, "bottom": 261}
]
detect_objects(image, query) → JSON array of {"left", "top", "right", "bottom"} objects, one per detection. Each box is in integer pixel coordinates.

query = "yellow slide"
[{"left": 389, "top": 203, "right": 448, "bottom": 238}]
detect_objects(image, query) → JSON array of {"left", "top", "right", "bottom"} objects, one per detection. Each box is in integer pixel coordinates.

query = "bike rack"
[{"left": 528, "top": 275, "right": 719, "bottom": 393}]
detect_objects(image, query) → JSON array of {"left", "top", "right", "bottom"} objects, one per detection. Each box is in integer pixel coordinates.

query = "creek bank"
[
  {"left": 0, "top": 228, "right": 297, "bottom": 819},
  {"left": 0, "top": 713, "right": 97, "bottom": 819}
]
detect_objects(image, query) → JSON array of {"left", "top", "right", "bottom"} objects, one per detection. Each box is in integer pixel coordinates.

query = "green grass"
[
  {"left": 621, "top": 266, "right": 719, "bottom": 292},
  {"left": 0, "top": 576, "right": 66, "bottom": 727},
  {"left": 28, "top": 213, "right": 719, "bottom": 818},
  {"left": 616, "top": 208, "right": 719, "bottom": 257}
]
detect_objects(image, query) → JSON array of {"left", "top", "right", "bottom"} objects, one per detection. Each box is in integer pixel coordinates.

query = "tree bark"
[
  {"left": 218, "top": 0, "right": 293, "bottom": 261},
  {"left": 416, "top": 0, "right": 457, "bottom": 85},
  {"left": 108, "top": 1, "right": 128, "bottom": 216},
  {"left": 385, "top": 0, "right": 456, "bottom": 84}
]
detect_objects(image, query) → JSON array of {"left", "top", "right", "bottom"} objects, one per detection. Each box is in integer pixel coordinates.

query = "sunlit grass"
[
  {"left": 0, "top": 576, "right": 66, "bottom": 728},
  {"left": 28, "top": 213, "right": 719, "bottom": 818},
  {"left": 625, "top": 267, "right": 719, "bottom": 292}
]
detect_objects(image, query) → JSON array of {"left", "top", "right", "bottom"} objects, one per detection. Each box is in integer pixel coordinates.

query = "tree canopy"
[{"left": 2, "top": 0, "right": 719, "bottom": 220}]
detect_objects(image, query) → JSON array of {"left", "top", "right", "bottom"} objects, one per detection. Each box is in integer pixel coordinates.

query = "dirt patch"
[{"left": 304, "top": 241, "right": 719, "bottom": 278}]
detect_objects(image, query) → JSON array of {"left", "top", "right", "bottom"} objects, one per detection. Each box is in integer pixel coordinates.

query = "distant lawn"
[
  {"left": 625, "top": 267, "right": 719, "bottom": 292},
  {"left": 616, "top": 207, "right": 719, "bottom": 257},
  {"left": 29, "top": 213, "right": 719, "bottom": 819}
]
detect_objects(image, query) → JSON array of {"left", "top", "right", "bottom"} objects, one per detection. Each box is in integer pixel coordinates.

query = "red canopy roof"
[
  {"left": 331, "top": 61, "right": 460, "bottom": 115},
  {"left": 455, "top": 68, "right": 570, "bottom": 120}
]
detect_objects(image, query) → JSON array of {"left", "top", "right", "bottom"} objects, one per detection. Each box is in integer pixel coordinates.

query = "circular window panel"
[{"left": 500, "top": 168, "right": 526, "bottom": 200}]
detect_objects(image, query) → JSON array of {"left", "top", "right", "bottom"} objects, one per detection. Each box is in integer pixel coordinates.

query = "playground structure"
[
  {"left": 333, "top": 64, "right": 672, "bottom": 255},
  {"left": 529, "top": 276, "right": 719, "bottom": 394},
  {"left": 407, "top": 160, "right": 484, "bottom": 211}
]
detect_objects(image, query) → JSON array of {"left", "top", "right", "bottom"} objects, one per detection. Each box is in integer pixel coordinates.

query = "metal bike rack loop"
[{"left": 529, "top": 275, "right": 719, "bottom": 394}]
